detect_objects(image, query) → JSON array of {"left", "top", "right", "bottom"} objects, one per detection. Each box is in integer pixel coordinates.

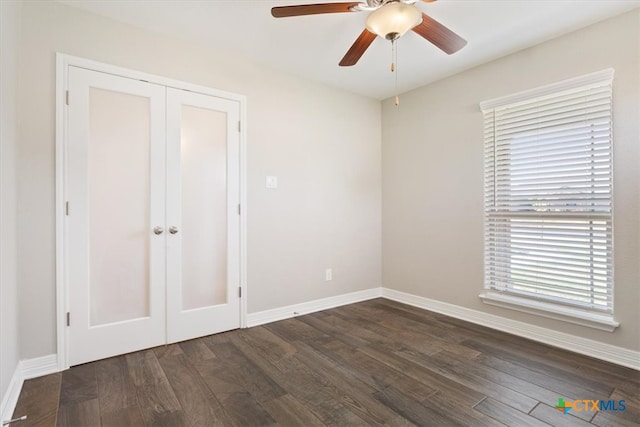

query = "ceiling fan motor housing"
[
  {"left": 365, "top": 1, "right": 423, "bottom": 39},
  {"left": 353, "top": 0, "right": 417, "bottom": 12}
]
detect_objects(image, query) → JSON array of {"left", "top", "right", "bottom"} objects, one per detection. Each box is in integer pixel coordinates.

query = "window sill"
[{"left": 479, "top": 291, "right": 619, "bottom": 332}]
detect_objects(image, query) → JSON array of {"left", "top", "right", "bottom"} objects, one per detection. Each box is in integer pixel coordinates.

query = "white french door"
[
  {"left": 166, "top": 88, "right": 240, "bottom": 343},
  {"left": 66, "top": 66, "right": 240, "bottom": 366},
  {"left": 67, "top": 67, "right": 167, "bottom": 366}
]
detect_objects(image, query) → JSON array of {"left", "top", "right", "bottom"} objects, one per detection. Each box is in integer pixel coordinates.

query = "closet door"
[
  {"left": 166, "top": 88, "right": 241, "bottom": 343},
  {"left": 66, "top": 67, "right": 167, "bottom": 365}
]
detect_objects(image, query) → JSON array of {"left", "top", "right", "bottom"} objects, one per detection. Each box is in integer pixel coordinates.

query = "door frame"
[{"left": 55, "top": 53, "right": 248, "bottom": 370}]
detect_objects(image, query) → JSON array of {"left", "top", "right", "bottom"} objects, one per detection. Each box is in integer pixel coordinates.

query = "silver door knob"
[
  {"left": 153, "top": 226, "right": 164, "bottom": 235},
  {"left": 169, "top": 226, "right": 179, "bottom": 234}
]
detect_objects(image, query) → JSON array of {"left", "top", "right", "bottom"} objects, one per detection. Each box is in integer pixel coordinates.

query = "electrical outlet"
[{"left": 325, "top": 268, "right": 332, "bottom": 281}]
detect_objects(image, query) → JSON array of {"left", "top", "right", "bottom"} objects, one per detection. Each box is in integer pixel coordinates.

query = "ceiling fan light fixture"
[{"left": 365, "top": 2, "right": 422, "bottom": 40}]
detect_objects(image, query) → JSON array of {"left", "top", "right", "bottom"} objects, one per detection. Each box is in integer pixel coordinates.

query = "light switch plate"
[{"left": 266, "top": 175, "right": 278, "bottom": 189}]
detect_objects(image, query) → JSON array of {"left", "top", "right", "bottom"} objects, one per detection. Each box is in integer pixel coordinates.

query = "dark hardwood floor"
[{"left": 12, "top": 298, "right": 640, "bottom": 426}]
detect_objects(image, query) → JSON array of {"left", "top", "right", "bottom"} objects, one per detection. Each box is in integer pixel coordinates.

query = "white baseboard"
[
  {"left": 0, "top": 354, "right": 59, "bottom": 423},
  {"left": 20, "top": 354, "right": 59, "bottom": 380},
  {"left": 1, "top": 364, "right": 22, "bottom": 423},
  {"left": 246, "top": 287, "right": 382, "bottom": 327},
  {"left": 381, "top": 288, "right": 640, "bottom": 371}
]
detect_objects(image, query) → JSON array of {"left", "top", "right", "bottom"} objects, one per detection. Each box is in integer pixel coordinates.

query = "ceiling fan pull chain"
[
  {"left": 390, "top": 38, "right": 395, "bottom": 72},
  {"left": 393, "top": 39, "right": 399, "bottom": 106}
]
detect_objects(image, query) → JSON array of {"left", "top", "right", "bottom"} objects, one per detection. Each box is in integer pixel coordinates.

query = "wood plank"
[
  {"left": 201, "top": 341, "right": 285, "bottom": 403},
  {"left": 158, "top": 353, "right": 236, "bottom": 426},
  {"left": 100, "top": 406, "right": 145, "bottom": 427},
  {"left": 468, "top": 334, "right": 638, "bottom": 398},
  {"left": 271, "top": 355, "right": 372, "bottom": 425},
  {"left": 371, "top": 299, "right": 458, "bottom": 330},
  {"left": 297, "top": 313, "right": 373, "bottom": 347},
  {"left": 203, "top": 330, "right": 233, "bottom": 345},
  {"left": 333, "top": 307, "right": 445, "bottom": 357},
  {"left": 420, "top": 392, "right": 504, "bottom": 427},
  {"left": 436, "top": 348, "right": 590, "bottom": 419},
  {"left": 215, "top": 392, "right": 277, "bottom": 426},
  {"left": 306, "top": 337, "right": 437, "bottom": 401},
  {"left": 12, "top": 373, "right": 61, "bottom": 424},
  {"left": 367, "top": 300, "right": 466, "bottom": 342},
  {"left": 153, "top": 343, "right": 184, "bottom": 360},
  {"left": 192, "top": 354, "right": 245, "bottom": 397},
  {"left": 335, "top": 303, "right": 480, "bottom": 359},
  {"left": 178, "top": 338, "right": 216, "bottom": 363},
  {"left": 592, "top": 411, "right": 640, "bottom": 427},
  {"left": 359, "top": 345, "right": 486, "bottom": 408},
  {"left": 399, "top": 348, "right": 538, "bottom": 413},
  {"left": 134, "top": 380, "right": 185, "bottom": 427},
  {"left": 140, "top": 410, "right": 189, "bottom": 427},
  {"left": 94, "top": 356, "right": 137, "bottom": 414},
  {"left": 476, "top": 353, "right": 604, "bottom": 402},
  {"left": 59, "top": 363, "right": 98, "bottom": 407},
  {"left": 125, "top": 350, "right": 186, "bottom": 427},
  {"left": 373, "top": 385, "right": 462, "bottom": 426},
  {"left": 473, "top": 353, "right": 595, "bottom": 422},
  {"left": 234, "top": 326, "right": 297, "bottom": 365},
  {"left": 56, "top": 398, "right": 100, "bottom": 427},
  {"left": 229, "top": 335, "right": 368, "bottom": 425},
  {"left": 324, "top": 312, "right": 420, "bottom": 352},
  {"left": 576, "top": 366, "right": 639, "bottom": 398},
  {"left": 530, "top": 402, "right": 594, "bottom": 427},
  {"left": 124, "top": 349, "right": 167, "bottom": 387},
  {"left": 474, "top": 397, "right": 550, "bottom": 427},
  {"left": 376, "top": 317, "right": 481, "bottom": 359},
  {"left": 590, "top": 387, "right": 640, "bottom": 426},
  {"left": 21, "top": 411, "right": 57, "bottom": 427},
  {"left": 293, "top": 340, "right": 416, "bottom": 425},
  {"left": 548, "top": 347, "right": 640, "bottom": 382},
  {"left": 264, "top": 317, "right": 330, "bottom": 342},
  {"left": 260, "top": 394, "right": 326, "bottom": 427},
  {"left": 464, "top": 338, "right": 614, "bottom": 396}
]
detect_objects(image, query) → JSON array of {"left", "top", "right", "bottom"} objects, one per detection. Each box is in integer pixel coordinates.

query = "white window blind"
[{"left": 482, "top": 70, "right": 614, "bottom": 314}]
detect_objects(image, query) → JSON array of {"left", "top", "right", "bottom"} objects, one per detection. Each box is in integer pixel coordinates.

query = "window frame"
[{"left": 479, "top": 69, "right": 618, "bottom": 332}]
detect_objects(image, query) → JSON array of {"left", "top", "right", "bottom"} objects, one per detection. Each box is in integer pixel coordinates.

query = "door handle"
[
  {"left": 169, "top": 226, "right": 179, "bottom": 235},
  {"left": 153, "top": 226, "right": 164, "bottom": 235}
]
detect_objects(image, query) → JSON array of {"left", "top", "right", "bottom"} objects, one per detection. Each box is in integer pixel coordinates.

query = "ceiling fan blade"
[
  {"left": 339, "top": 29, "right": 377, "bottom": 66},
  {"left": 412, "top": 12, "right": 467, "bottom": 54},
  {"left": 271, "top": 2, "right": 360, "bottom": 18}
]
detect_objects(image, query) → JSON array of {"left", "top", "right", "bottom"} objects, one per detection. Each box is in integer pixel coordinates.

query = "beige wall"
[
  {"left": 382, "top": 9, "right": 640, "bottom": 351},
  {"left": 17, "top": 1, "right": 381, "bottom": 359},
  {"left": 1, "top": 0, "right": 21, "bottom": 402}
]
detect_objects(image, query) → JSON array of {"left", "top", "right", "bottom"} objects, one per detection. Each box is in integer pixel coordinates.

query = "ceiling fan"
[{"left": 271, "top": 0, "right": 467, "bottom": 67}]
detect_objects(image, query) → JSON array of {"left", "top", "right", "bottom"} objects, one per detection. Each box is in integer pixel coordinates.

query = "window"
[{"left": 480, "top": 69, "right": 617, "bottom": 331}]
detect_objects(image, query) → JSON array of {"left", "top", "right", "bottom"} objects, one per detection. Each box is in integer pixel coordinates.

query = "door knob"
[
  {"left": 169, "top": 226, "right": 179, "bottom": 234},
  {"left": 153, "top": 226, "right": 164, "bottom": 235}
]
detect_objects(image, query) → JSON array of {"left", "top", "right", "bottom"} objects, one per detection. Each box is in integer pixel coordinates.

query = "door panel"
[
  {"left": 88, "top": 87, "right": 152, "bottom": 326},
  {"left": 166, "top": 88, "right": 241, "bottom": 343},
  {"left": 67, "top": 67, "right": 167, "bottom": 365},
  {"left": 180, "top": 105, "right": 228, "bottom": 310}
]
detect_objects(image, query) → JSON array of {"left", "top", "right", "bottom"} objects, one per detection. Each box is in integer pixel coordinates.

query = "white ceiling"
[{"left": 57, "top": 0, "right": 640, "bottom": 99}]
